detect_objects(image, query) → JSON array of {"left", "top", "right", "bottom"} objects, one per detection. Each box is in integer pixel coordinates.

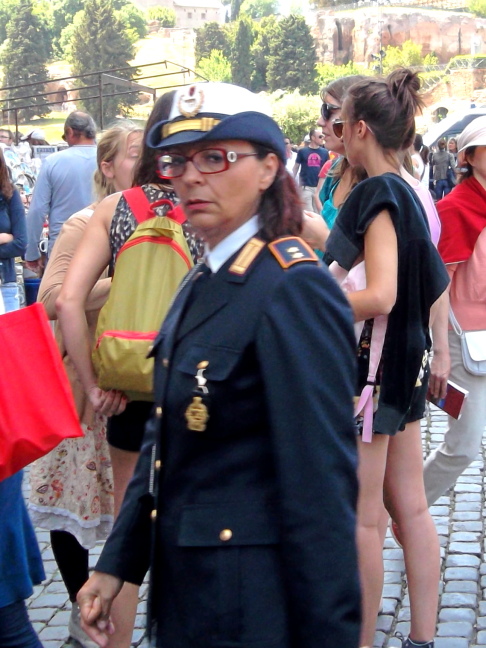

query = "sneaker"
[
  {"left": 389, "top": 517, "right": 403, "bottom": 548},
  {"left": 394, "top": 633, "right": 434, "bottom": 648},
  {"left": 68, "top": 602, "right": 100, "bottom": 648}
]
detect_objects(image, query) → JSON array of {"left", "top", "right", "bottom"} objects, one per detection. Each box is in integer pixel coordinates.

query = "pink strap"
[{"left": 355, "top": 314, "right": 387, "bottom": 443}]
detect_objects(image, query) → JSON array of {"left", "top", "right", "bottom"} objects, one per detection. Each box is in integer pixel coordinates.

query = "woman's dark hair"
[
  {"left": 344, "top": 68, "right": 424, "bottom": 153},
  {"left": 320, "top": 74, "right": 365, "bottom": 105},
  {"left": 458, "top": 145, "right": 477, "bottom": 183},
  {"left": 132, "top": 90, "right": 176, "bottom": 187},
  {"left": 253, "top": 144, "right": 302, "bottom": 240},
  {"left": 413, "top": 133, "right": 429, "bottom": 165},
  {"left": 0, "top": 148, "right": 14, "bottom": 199}
]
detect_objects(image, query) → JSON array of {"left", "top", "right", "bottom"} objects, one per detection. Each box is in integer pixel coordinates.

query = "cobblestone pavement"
[{"left": 22, "top": 406, "right": 486, "bottom": 648}]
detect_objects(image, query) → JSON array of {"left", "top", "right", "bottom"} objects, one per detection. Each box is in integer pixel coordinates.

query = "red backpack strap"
[
  {"left": 150, "top": 199, "right": 187, "bottom": 225},
  {"left": 122, "top": 187, "right": 153, "bottom": 224}
]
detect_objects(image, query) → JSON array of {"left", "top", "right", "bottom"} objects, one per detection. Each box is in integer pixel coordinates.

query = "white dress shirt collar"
[{"left": 205, "top": 215, "right": 260, "bottom": 273}]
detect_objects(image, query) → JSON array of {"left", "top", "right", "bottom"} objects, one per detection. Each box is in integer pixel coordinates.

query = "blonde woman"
[{"left": 29, "top": 121, "right": 142, "bottom": 648}]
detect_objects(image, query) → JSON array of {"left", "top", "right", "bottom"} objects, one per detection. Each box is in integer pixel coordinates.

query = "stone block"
[
  {"left": 444, "top": 567, "right": 478, "bottom": 581},
  {"left": 439, "top": 607, "right": 476, "bottom": 623},
  {"left": 449, "top": 541, "right": 481, "bottom": 554},
  {"left": 440, "top": 592, "right": 477, "bottom": 608}
]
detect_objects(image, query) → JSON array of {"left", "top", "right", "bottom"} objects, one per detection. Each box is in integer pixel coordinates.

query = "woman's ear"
[
  {"left": 357, "top": 120, "right": 368, "bottom": 139},
  {"left": 100, "top": 160, "right": 114, "bottom": 180},
  {"left": 259, "top": 152, "right": 279, "bottom": 191}
]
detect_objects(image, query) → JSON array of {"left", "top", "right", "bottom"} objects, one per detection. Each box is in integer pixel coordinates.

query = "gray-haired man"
[{"left": 25, "top": 111, "right": 97, "bottom": 272}]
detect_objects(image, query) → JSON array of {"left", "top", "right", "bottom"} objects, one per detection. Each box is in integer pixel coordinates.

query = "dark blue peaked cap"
[{"left": 146, "top": 82, "right": 286, "bottom": 163}]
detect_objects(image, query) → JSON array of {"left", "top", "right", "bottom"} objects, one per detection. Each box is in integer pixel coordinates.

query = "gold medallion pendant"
[{"left": 185, "top": 396, "right": 209, "bottom": 432}]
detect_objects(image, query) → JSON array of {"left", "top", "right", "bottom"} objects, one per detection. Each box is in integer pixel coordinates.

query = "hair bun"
[{"left": 388, "top": 68, "right": 421, "bottom": 102}]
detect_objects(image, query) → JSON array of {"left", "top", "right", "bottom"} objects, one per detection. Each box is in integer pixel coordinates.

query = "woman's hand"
[
  {"left": 0, "top": 232, "right": 14, "bottom": 244},
  {"left": 77, "top": 572, "right": 123, "bottom": 648},
  {"left": 428, "top": 348, "right": 450, "bottom": 400},
  {"left": 87, "top": 386, "right": 127, "bottom": 416},
  {"left": 301, "top": 211, "right": 330, "bottom": 252}
]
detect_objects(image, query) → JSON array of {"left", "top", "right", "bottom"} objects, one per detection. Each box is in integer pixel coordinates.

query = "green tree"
[
  {"left": 0, "top": 0, "right": 50, "bottom": 120},
  {"left": 58, "top": 9, "right": 84, "bottom": 59},
  {"left": 146, "top": 6, "right": 176, "bottom": 26},
  {"left": 230, "top": 17, "right": 254, "bottom": 88},
  {"left": 249, "top": 15, "right": 279, "bottom": 91},
  {"left": 0, "top": 0, "right": 19, "bottom": 44},
  {"left": 70, "top": 0, "right": 136, "bottom": 125},
  {"left": 195, "top": 21, "right": 229, "bottom": 64},
  {"left": 231, "top": 0, "right": 243, "bottom": 20},
  {"left": 269, "top": 89, "right": 321, "bottom": 145},
  {"left": 315, "top": 61, "right": 369, "bottom": 89},
  {"left": 50, "top": 0, "right": 85, "bottom": 55},
  {"left": 240, "top": 0, "right": 278, "bottom": 20},
  {"left": 267, "top": 14, "right": 318, "bottom": 94},
  {"left": 196, "top": 49, "right": 232, "bottom": 82},
  {"left": 468, "top": 0, "right": 486, "bottom": 16},
  {"left": 116, "top": 3, "right": 147, "bottom": 40},
  {"left": 381, "top": 40, "right": 438, "bottom": 75}
]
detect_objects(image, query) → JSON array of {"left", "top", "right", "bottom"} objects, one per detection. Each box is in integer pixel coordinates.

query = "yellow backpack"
[{"left": 93, "top": 187, "right": 193, "bottom": 401}]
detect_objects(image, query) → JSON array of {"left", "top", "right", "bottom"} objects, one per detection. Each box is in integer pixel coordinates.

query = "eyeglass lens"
[{"left": 158, "top": 149, "right": 229, "bottom": 178}]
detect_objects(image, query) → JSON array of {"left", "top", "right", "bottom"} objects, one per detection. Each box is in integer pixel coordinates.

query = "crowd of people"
[{"left": 0, "top": 70, "right": 485, "bottom": 648}]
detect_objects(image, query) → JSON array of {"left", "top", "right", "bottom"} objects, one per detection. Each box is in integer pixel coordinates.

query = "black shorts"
[{"left": 106, "top": 400, "right": 153, "bottom": 452}]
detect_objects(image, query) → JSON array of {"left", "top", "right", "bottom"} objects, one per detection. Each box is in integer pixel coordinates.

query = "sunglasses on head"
[{"left": 321, "top": 102, "right": 340, "bottom": 121}]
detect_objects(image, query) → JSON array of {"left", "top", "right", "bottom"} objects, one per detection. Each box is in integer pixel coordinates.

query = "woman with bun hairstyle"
[{"left": 326, "top": 69, "right": 449, "bottom": 648}]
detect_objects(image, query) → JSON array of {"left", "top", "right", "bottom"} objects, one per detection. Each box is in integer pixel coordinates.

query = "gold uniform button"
[
  {"left": 219, "top": 529, "right": 233, "bottom": 542},
  {"left": 151, "top": 509, "right": 157, "bottom": 521},
  {"left": 162, "top": 358, "right": 169, "bottom": 368},
  {"left": 155, "top": 459, "right": 162, "bottom": 470},
  {"left": 155, "top": 406, "right": 163, "bottom": 418}
]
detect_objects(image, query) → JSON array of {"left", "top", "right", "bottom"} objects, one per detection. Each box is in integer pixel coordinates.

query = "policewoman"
[{"left": 77, "top": 83, "right": 361, "bottom": 648}]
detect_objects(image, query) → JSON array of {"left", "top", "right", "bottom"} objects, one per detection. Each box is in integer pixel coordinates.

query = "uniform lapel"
[
  {"left": 153, "top": 265, "right": 204, "bottom": 357},
  {"left": 175, "top": 270, "right": 231, "bottom": 341}
]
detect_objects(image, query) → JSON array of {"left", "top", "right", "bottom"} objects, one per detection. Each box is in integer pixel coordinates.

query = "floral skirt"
[{"left": 28, "top": 413, "right": 114, "bottom": 549}]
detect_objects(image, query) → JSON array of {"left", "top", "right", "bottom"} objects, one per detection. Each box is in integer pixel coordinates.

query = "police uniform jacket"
[{"left": 96, "top": 227, "right": 361, "bottom": 648}]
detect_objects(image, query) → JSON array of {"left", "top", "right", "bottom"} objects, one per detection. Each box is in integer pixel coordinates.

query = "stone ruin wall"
[{"left": 313, "top": 8, "right": 486, "bottom": 66}]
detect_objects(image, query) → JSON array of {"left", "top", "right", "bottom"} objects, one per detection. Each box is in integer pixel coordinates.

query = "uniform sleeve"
[
  {"left": 0, "top": 189, "right": 27, "bottom": 259},
  {"left": 26, "top": 164, "right": 52, "bottom": 261},
  {"left": 255, "top": 263, "right": 361, "bottom": 648}
]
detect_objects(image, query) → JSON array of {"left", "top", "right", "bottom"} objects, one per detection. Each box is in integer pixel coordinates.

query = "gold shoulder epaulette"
[
  {"left": 229, "top": 237, "right": 266, "bottom": 275},
  {"left": 268, "top": 236, "right": 318, "bottom": 269}
]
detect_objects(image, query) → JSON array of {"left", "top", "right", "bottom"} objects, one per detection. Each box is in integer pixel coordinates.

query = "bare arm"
[
  {"left": 345, "top": 210, "right": 398, "bottom": 322},
  {"left": 428, "top": 289, "right": 450, "bottom": 399},
  {"left": 56, "top": 193, "right": 126, "bottom": 416},
  {"left": 314, "top": 177, "right": 325, "bottom": 214},
  {"left": 39, "top": 213, "right": 111, "bottom": 319},
  {"left": 301, "top": 210, "right": 330, "bottom": 252},
  {"left": 292, "top": 162, "right": 300, "bottom": 178}
]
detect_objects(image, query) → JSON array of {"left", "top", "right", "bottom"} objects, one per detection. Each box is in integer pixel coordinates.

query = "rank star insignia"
[
  {"left": 185, "top": 396, "right": 209, "bottom": 432},
  {"left": 178, "top": 86, "right": 205, "bottom": 118}
]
